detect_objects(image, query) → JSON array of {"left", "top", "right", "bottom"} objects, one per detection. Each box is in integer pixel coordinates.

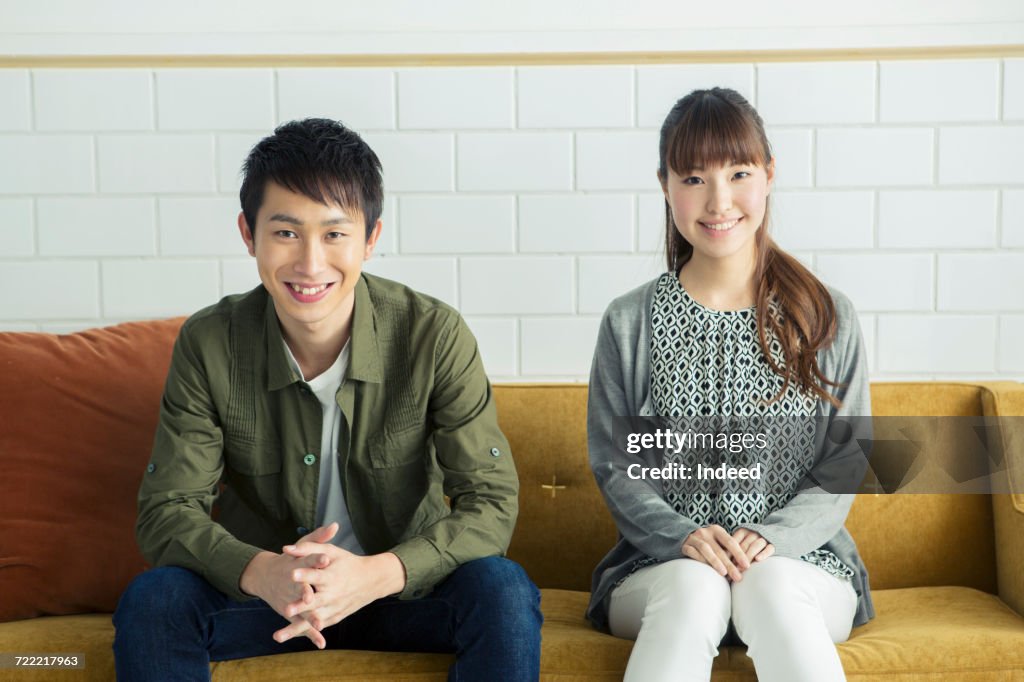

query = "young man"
[{"left": 113, "top": 119, "right": 541, "bottom": 681}]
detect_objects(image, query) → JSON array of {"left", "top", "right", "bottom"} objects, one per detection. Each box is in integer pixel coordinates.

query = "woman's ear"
[{"left": 766, "top": 157, "right": 776, "bottom": 193}]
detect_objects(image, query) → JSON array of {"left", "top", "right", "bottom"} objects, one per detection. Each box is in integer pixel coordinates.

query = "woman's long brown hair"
[{"left": 658, "top": 87, "right": 841, "bottom": 407}]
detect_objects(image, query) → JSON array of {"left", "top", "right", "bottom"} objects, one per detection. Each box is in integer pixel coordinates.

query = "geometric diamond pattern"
[{"left": 648, "top": 273, "right": 853, "bottom": 581}]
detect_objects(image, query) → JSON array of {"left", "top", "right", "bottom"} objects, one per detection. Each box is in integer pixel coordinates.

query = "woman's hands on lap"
[{"left": 682, "top": 525, "right": 774, "bottom": 581}]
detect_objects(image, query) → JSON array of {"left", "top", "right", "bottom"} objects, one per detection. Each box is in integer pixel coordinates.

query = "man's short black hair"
[{"left": 240, "top": 118, "right": 383, "bottom": 240}]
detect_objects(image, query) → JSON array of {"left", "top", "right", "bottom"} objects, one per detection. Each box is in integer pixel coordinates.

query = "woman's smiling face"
[{"left": 662, "top": 159, "right": 774, "bottom": 266}]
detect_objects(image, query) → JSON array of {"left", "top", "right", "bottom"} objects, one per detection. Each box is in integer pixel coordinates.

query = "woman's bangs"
[{"left": 665, "top": 101, "right": 767, "bottom": 175}]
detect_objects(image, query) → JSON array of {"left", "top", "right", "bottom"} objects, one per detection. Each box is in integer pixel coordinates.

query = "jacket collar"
[{"left": 264, "top": 276, "right": 381, "bottom": 391}]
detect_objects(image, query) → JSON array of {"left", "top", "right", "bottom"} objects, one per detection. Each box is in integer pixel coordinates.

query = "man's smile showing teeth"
[
  {"left": 700, "top": 218, "right": 741, "bottom": 231},
  {"left": 289, "top": 283, "right": 329, "bottom": 295},
  {"left": 285, "top": 282, "right": 334, "bottom": 302}
]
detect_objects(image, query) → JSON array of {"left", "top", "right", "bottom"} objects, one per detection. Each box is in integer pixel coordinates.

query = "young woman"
[{"left": 586, "top": 88, "right": 874, "bottom": 682}]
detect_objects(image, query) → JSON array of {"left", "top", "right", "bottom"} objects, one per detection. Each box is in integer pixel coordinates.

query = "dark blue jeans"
[{"left": 113, "top": 556, "right": 542, "bottom": 682}]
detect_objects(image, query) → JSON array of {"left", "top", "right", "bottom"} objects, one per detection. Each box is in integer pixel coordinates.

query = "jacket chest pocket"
[
  {"left": 368, "top": 426, "right": 428, "bottom": 469},
  {"left": 226, "top": 447, "right": 286, "bottom": 520},
  {"left": 368, "top": 428, "right": 433, "bottom": 537}
]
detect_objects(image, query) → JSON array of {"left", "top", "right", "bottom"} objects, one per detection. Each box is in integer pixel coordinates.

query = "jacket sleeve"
[
  {"left": 741, "top": 296, "right": 872, "bottom": 558},
  {"left": 588, "top": 308, "right": 699, "bottom": 561},
  {"left": 388, "top": 314, "right": 519, "bottom": 599},
  {"left": 136, "top": 323, "right": 263, "bottom": 601}
]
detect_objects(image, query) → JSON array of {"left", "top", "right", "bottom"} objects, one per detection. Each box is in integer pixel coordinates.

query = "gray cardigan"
[{"left": 586, "top": 277, "right": 875, "bottom": 632}]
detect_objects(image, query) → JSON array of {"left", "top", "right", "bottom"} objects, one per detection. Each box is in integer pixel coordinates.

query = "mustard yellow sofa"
[{"left": 1, "top": 320, "right": 1022, "bottom": 681}]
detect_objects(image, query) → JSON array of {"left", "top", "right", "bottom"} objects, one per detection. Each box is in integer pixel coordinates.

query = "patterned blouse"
[{"left": 645, "top": 271, "right": 853, "bottom": 582}]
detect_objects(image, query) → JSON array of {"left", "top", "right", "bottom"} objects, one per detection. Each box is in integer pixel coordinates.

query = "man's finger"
[
  {"left": 290, "top": 566, "right": 330, "bottom": 587},
  {"left": 289, "top": 523, "right": 339, "bottom": 550},
  {"left": 284, "top": 593, "right": 321, "bottom": 618},
  {"left": 282, "top": 541, "right": 330, "bottom": 557},
  {"left": 274, "top": 618, "right": 326, "bottom": 650}
]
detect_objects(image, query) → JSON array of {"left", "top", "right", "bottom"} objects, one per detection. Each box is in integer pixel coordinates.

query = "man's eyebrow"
[
  {"left": 267, "top": 214, "right": 355, "bottom": 226},
  {"left": 268, "top": 213, "right": 302, "bottom": 226}
]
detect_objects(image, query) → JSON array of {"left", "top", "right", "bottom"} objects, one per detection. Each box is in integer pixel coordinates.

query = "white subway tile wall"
[
  {"left": 517, "top": 66, "right": 633, "bottom": 129},
  {"left": 0, "top": 70, "right": 31, "bottom": 131},
  {"left": 757, "top": 62, "right": 876, "bottom": 125},
  {"left": 1003, "top": 59, "right": 1024, "bottom": 121},
  {"left": 98, "top": 135, "right": 215, "bottom": 193},
  {"left": 0, "top": 199, "right": 34, "bottom": 256},
  {"left": 879, "top": 60, "right": 999, "bottom": 123},
  {"left": 457, "top": 132, "right": 571, "bottom": 191},
  {"left": 34, "top": 70, "right": 153, "bottom": 131},
  {"left": 815, "top": 254, "right": 934, "bottom": 312},
  {"left": 771, "top": 192, "right": 874, "bottom": 251},
  {"left": 0, "top": 60, "right": 1020, "bottom": 380},
  {"left": 398, "top": 68, "right": 513, "bottom": 130},
  {"left": 766, "top": 128, "right": 813, "bottom": 188},
  {"left": 155, "top": 69, "right": 274, "bottom": 131},
  {"left": 817, "top": 128, "right": 933, "bottom": 187},
  {"left": 1004, "top": 190, "right": 1024, "bottom": 248},
  {"left": 38, "top": 197, "right": 156, "bottom": 256},
  {"left": 938, "top": 127, "right": 1024, "bottom": 185},
  {"left": 1001, "top": 316, "right": 1024, "bottom": 372},
  {"left": 277, "top": 69, "right": 395, "bottom": 130},
  {"left": 636, "top": 65, "right": 755, "bottom": 128},
  {"left": 400, "top": 195, "right": 515, "bottom": 254},
  {"left": 518, "top": 195, "right": 633, "bottom": 253}
]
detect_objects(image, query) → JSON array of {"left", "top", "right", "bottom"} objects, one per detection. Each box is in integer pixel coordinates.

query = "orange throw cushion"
[{"left": 0, "top": 318, "right": 184, "bottom": 622}]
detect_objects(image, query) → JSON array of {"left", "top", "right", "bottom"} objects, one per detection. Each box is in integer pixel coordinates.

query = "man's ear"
[
  {"left": 238, "top": 212, "right": 256, "bottom": 257},
  {"left": 363, "top": 218, "right": 383, "bottom": 261}
]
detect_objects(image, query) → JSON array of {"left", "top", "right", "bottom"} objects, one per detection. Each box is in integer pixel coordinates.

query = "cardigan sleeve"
[
  {"left": 740, "top": 290, "right": 872, "bottom": 558},
  {"left": 588, "top": 304, "right": 700, "bottom": 561}
]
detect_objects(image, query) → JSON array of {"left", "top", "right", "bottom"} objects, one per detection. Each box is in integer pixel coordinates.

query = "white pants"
[{"left": 608, "top": 556, "right": 857, "bottom": 682}]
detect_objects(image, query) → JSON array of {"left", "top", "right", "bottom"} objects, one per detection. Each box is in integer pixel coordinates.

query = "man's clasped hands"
[{"left": 238, "top": 522, "right": 407, "bottom": 649}]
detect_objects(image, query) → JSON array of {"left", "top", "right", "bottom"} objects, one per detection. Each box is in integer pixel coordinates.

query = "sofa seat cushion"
[
  {"left": 0, "top": 614, "right": 117, "bottom": 682},
  {"left": 3, "top": 587, "right": 1022, "bottom": 681},
  {"left": 538, "top": 586, "right": 1024, "bottom": 681}
]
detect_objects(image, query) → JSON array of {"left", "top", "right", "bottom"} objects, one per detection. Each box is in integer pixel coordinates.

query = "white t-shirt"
[{"left": 283, "top": 339, "right": 365, "bottom": 555}]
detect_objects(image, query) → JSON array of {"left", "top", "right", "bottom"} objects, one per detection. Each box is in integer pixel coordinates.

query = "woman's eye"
[
  {"left": 682, "top": 176, "right": 703, "bottom": 185},
  {"left": 734, "top": 171, "right": 751, "bottom": 180}
]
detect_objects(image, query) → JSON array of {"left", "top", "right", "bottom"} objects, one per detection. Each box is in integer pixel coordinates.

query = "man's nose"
[{"left": 296, "top": 240, "right": 325, "bottom": 274}]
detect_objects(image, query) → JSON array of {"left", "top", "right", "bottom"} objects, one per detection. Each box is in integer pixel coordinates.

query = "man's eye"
[
  {"left": 327, "top": 231, "right": 346, "bottom": 239},
  {"left": 275, "top": 230, "right": 297, "bottom": 238}
]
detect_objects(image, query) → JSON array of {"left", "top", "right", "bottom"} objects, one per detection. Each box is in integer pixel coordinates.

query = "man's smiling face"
[{"left": 238, "top": 181, "right": 381, "bottom": 339}]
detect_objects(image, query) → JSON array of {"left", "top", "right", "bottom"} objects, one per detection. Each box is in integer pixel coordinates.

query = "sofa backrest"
[
  {"left": 0, "top": 318, "right": 1003, "bottom": 623},
  {"left": 497, "top": 383, "right": 998, "bottom": 595}
]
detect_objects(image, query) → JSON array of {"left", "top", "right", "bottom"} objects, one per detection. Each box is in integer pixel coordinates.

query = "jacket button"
[
  {"left": 303, "top": 453, "right": 316, "bottom": 466},
  {"left": 297, "top": 527, "right": 309, "bottom": 535},
  {"left": 490, "top": 447, "right": 501, "bottom": 457},
  {"left": 146, "top": 463, "right": 156, "bottom": 473}
]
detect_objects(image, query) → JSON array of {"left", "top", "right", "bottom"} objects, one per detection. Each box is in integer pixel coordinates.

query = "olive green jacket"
[{"left": 137, "top": 274, "right": 518, "bottom": 601}]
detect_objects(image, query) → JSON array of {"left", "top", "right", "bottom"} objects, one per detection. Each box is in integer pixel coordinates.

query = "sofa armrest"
[
  {"left": 993, "top": 495, "right": 1024, "bottom": 616},
  {"left": 980, "top": 382, "right": 1024, "bottom": 616}
]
